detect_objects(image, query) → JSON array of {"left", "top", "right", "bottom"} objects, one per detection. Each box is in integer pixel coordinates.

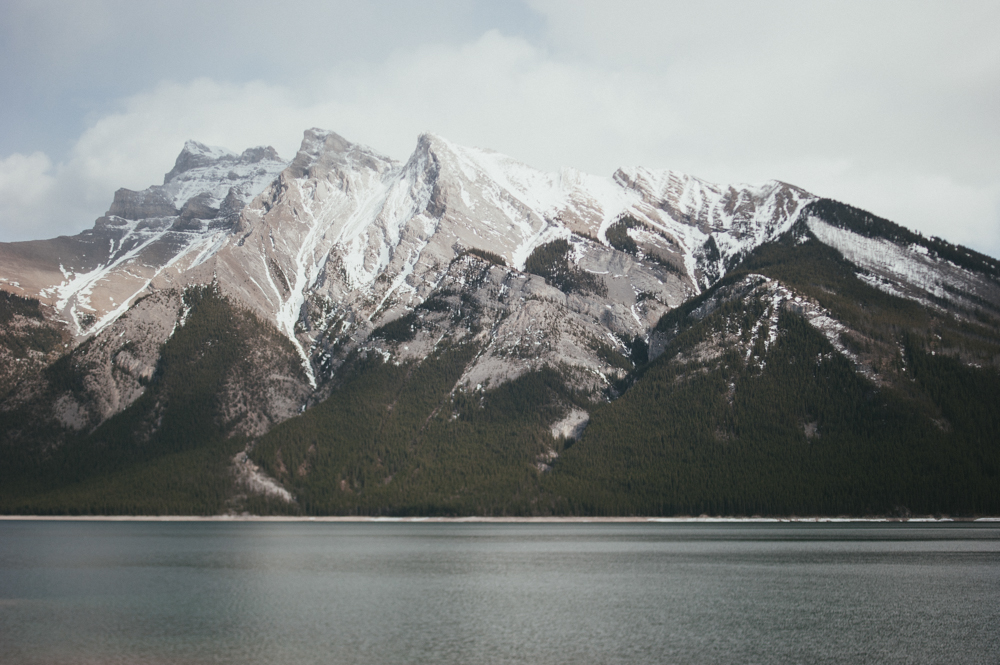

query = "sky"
[{"left": 1, "top": 0, "right": 998, "bottom": 258}]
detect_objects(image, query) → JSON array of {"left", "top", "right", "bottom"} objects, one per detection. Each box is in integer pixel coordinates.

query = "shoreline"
[{"left": 1, "top": 515, "right": 997, "bottom": 523}]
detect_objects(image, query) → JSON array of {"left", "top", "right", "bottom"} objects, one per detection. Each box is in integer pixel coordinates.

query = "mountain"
[{"left": 1, "top": 129, "right": 997, "bottom": 516}]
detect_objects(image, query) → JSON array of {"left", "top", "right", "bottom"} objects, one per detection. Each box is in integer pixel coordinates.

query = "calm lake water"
[{"left": 1, "top": 520, "right": 998, "bottom": 665}]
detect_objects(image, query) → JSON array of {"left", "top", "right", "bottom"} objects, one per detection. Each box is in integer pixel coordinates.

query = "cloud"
[
  {"left": 67, "top": 79, "right": 309, "bottom": 194},
  {"left": 1, "top": 32, "right": 685, "bottom": 242},
  {"left": 0, "top": 152, "right": 57, "bottom": 241},
  {"left": 307, "top": 31, "right": 681, "bottom": 173},
  {"left": 526, "top": 0, "right": 1000, "bottom": 255},
  {"left": 0, "top": 79, "right": 304, "bottom": 241},
  {"left": 0, "top": 152, "right": 54, "bottom": 207},
  {"left": 531, "top": 0, "right": 1000, "bottom": 173},
  {"left": 1, "top": 5, "right": 998, "bottom": 257}
]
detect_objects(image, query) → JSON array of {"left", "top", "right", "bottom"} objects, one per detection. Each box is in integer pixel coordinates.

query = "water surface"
[{"left": 1, "top": 521, "right": 998, "bottom": 664}]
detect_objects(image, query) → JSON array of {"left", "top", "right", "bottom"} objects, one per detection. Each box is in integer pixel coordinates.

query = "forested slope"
[{"left": 0, "top": 286, "right": 308, "bottom": 514}]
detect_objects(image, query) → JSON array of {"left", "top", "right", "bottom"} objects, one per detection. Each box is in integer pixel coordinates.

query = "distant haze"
[{"left": 1, "top": 0, "right": 998, "bottom": 258}]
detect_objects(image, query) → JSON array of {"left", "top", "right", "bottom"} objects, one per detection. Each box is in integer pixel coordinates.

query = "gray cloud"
[{"left": 1, "top": 0, "right": 998, "bottom": 257}]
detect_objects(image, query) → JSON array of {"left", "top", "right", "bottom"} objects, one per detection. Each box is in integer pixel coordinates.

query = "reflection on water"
[{"left": 1, "top": 521, "right": 998, "bottom": 664}]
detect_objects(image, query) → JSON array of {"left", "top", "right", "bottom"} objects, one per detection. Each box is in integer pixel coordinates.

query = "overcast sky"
[{"left": 1, "top": 0, "right": 998, "bottom": 257}]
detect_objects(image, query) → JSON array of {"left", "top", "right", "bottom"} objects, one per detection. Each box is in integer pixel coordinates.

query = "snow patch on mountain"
[
  {"left": 806, "top": 216, "right": 999, "bottom": 314},
  {"left": 233, "top": 452, "right": 295, "bottom": 504}
]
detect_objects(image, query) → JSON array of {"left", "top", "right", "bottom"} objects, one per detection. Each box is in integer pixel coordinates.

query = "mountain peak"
[
  {"left": 183, "top": 139, "right": 233, "bottom": 158},
  {"left": 287, "top": 128, "right": 395, "bottom": 179},
  {"left": 239, "top": 145, "right": 282, "bottom": 164},
  {"left": 414, "top": 131, "right": 454, "bottom": 151},
  {"left": 301, "top": 127, "right": 352, "bottom": 154},
  {"left": 163, "top": 141, "right": 283, "bottom": 185},
  {"left": 411, "top": 132, "right": 493, "bottom": 166},
  {"left": 163, "top": 141, "right": 237, "bottom": 184}
]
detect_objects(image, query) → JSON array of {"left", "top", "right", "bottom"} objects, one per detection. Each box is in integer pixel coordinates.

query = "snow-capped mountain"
[
  {"left": 0, "top": 141, "right": 287, "bottom": 338},
  {"left": 2, "top": 128, "right": 999, "bottom": 517},
  {"left": 0, "top": 128, "right": 813, "bottom": 390}
]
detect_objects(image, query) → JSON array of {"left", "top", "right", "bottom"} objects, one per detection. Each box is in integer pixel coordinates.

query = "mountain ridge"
[
  {"left": 0, "top": 128, "right": 815, "bottom": 398},
  {"left": 1, "top": 128, "right": 997, "bottom": 516}
]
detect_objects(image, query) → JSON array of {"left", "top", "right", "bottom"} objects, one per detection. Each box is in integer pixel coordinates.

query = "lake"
[{"left": 1, "top": 520, "right": 998, "bottom": 664}]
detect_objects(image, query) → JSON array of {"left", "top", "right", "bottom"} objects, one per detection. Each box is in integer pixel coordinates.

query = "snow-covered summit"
[
  {"left": 164, "top": 140, "right": 235, "bottom": 178},
  {"left": 286, "top": 128, "right": 396, "bottom": 180},
  {"left": 161, "top": 140, "right": 286, "bottom": 211},
  {"left": 164, "top": 140, "right": 283, "bottom": 182},
  {"left": 0, "top": 126, "right": 814, "bottom": 359}
]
